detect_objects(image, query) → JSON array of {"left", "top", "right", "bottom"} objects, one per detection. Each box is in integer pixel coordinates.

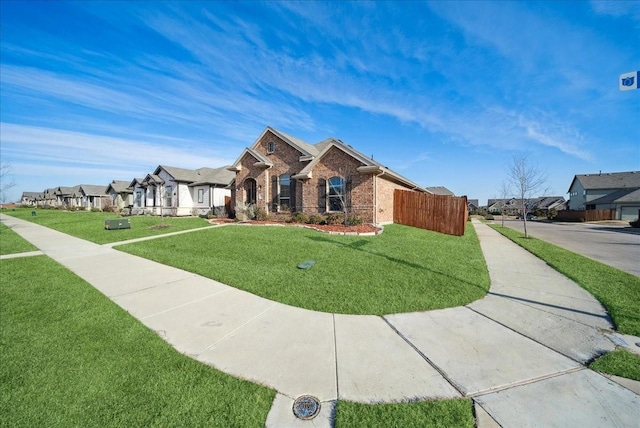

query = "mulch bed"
[{"left": 208, "top": 218, "right": 381, "bottom": 235}]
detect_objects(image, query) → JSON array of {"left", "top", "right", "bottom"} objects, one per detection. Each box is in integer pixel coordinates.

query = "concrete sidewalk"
[{"left": 1, "top": 214, "right": 639, "bottom": 427}]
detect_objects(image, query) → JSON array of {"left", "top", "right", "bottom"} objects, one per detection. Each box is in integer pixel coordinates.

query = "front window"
[
  {"left": 165, "top": 185, "right": 172, "bottom": 207},
  {"left": 244, "top": 178, "right": 256, "bottom": 204},
  {"left": 198, "top": 188, "right": 204, "bottom": 203},
  {"left": 268, "top": 141, "right": 275, "bottom": 153},
  {"left": 328, "top": 176, "right": 344, "bottom": 211},
  {"left": 279, "top": 175, "right": 290, "bottom": 210}
]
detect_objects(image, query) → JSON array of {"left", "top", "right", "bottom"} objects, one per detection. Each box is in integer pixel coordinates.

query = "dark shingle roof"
[
  {"left": 589, "top": 188, "right": 640, "bottom": 205},
  {"left": 425, "top": 186, "right": 455, "bottom": 196},
  {"left": 571, "top": 171, "right": 640, "bottom": 191}
]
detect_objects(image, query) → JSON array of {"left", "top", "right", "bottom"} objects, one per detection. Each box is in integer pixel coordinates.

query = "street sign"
[{"left": 619, "top": 71, "right": 639, "bottom": 91}]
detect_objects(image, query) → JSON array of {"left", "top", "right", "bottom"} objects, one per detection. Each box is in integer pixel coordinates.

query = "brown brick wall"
[
  {"left": 375, "top": 176, "right": 412, "bottom": 224},
  {"left": 233, "top": 130, "right": 308, "bottom": 213},
  {"left": 299, "top": 146, "right": 375, "bottom": 222},
  {"left": 233, "top": 130, "right": 420, "bottom": 224}
]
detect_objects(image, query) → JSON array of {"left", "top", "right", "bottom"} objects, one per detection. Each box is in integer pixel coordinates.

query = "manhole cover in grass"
[{"left": 292, "top": 395, "right": 320, "bottom": 420}]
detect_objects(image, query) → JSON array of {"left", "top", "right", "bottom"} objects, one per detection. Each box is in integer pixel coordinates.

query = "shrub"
[
  {"left": 255, "top": 207, "right": 269, "bottom": 221},
  {"left": 484, "top": 214, "right": 494, "bottom": 220},
  {"left": 307, "top": 214, "right": 325, "bottom": 225},
  {"left": 214, "top": 206, "right": 228, "bottom": 219},
  {"left": 630, "top": 218, "right": 640, "bottom": 228},
  {"left": 325, "top": 212, "right": 344, "bottom": 225},
  {"left": 345, "top": 215, "right": 363, "bottom": 226},
  {"left": 91, "top": 207, "right": 102, "bottom": 212},
  {"left": 290, "top": 211, "right": 308, "bottom": 223}
]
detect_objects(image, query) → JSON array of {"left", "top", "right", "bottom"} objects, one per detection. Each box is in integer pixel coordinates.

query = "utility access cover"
[{"left": 292, "top": 395, "right": 320, "bottom": 420}]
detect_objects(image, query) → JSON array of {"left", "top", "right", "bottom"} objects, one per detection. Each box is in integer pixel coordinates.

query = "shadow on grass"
[{"left": 307, "top": 235, "right": 488, "bottom": 293}]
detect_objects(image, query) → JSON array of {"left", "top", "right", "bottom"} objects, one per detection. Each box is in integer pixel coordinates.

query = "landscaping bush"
[
  {"left": 484, "top": 214, "right": 494, "bottom": 220},
  {"left": 630, "top": 218, "right": 640, "bottom": 228},
  {"left": 291, "top": 211, "right": 309, "bottom": 223},
  {"left": 325, "top": 212, "right": 344, "bottom": 225},
  {"left": 307, "top": 213, "right": 325, "bottom": 225},
  {"left": 214, "top": 206, "right": 228, "bottom": 219},
  {"left": 254, "top": 207, "right": 269, "bottom": 221},
  {"left": 345, "top": 215, "right": 363, "bottom": 226}
]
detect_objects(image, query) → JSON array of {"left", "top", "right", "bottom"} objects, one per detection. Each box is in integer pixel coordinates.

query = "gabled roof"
[
  {"left": 589, "top": 188, "right": 640, "bottom": 205},
  {"left": 533, "top": 196, "right": 565, "bottom": 209},
  {"left": 229, "top": 126, "right": 426, "bottom": 191},
  {"left": 56, "top": 185, "right": 81, "bottom": 197},
  {"left": 142, "top": 174, "right": 163, "bottom": 186},
  {"left": 22, "top": 191, "right": 42, "bottom": 199},
  {"left": 79, "top": 185, "right": 107, "bottom": 196},
  {"left": 155, "top": 165, "right": 235, "bottom": 186},
  {"left": 425, "top": 186, "right": 455, "bottom": 196},
  {"left": 568, "top": 171, "right": 640, "bottom": 192},
  {"left": 293, "top": 138, "right": 425, "bottom": 191},
  {"left": 228, "top": 148, "right": 274, "bottom": 171},
  {"left": 128, "top": 178, "right": 145, "bottom": 188},
  {"left": 106, "top": 180, "right": 132, "bottom": 194}
]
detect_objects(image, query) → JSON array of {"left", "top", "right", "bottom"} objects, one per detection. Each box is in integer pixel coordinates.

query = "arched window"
[
  {"left": 244, "top": 178, "right": 257, "bottom": 204},
  {"left": 328, "top": 176, "right": 344, "bottom": 212}
]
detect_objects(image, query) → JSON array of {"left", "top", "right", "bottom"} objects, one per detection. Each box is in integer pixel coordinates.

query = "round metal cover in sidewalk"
[{"left": 292, "top": 395, "right": 320, "bottom": 420}]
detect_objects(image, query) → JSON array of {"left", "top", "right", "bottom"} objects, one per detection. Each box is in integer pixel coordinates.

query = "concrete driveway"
[{"left": 498, "top": 219, "right": 640, "bottom": 277}]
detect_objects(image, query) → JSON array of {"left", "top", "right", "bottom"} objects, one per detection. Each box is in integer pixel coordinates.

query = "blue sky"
[{"left": 1, "top": 1, "right": 639, "bottom": 205}]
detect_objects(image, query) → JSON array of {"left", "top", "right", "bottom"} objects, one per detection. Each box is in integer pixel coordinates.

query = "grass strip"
[
  {"left": 117, "top": 223, "right": 490, "bottom": 315},
  {"left": 589, "top": 349, "right": 640, "bottom": 381},
  {"left": 4, "top": 208, "right": 211, "bottom": 244},
  {"left": 489, "top": 224, "right": 640, "bottom": 336},
  {"left": 0, "top": 222, "right": 38, "bottom": 255},
  {"left": 335, "top": 399, "right": 474, "bottom": 428},
  {"left": 0, "top": 256, "right": 275, "bottom": 427}
]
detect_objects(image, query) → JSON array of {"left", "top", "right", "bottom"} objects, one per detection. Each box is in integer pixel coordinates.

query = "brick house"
[{"left": 228, "top": 127, "right": 426, "bottom": 224}]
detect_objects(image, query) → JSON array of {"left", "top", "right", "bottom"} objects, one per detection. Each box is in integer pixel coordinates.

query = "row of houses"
[
  {"left": 21, "top": 127, "right": 459, "bottom": 224},
  {"left": 482, "top": 171, "right": 640, "bottom": 221},
  {"left": 486, "top": 196, "right": 568, "bottom": 217},
  {"left": 22, "top": 165, "right": 236, "bottom": 217}
]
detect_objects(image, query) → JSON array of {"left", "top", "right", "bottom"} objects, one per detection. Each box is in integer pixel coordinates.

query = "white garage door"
[{"left": 620, "top": 206, "right": 640, "bottom": 221}]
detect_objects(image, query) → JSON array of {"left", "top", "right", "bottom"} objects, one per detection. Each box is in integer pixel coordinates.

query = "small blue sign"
[{"left": 619, "top": 71, "right": 639, "bottom": 91}]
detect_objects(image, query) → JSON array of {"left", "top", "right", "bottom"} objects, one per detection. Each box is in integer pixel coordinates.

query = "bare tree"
[
  {"left": 507, "top": 155, "right": 547, "bottom": 238},
  {"left": 0, "top": 162, "right": 17, "bottom": 204},
  {"left": 497, "top": 179, "right": 512, "bottom": 227}
]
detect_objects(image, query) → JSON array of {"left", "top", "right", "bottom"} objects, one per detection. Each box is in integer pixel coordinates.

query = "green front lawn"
[
  {"left": 4, "top": 208, "right": 213, "bottom": 244},
  {"left": 117, "top": 223, "right": 490, "bottom": 315},
  {"left": 489, "top": 224, "right": 640, "bottom": 336},
  {"left": 589, "top": 349, "right": 640, "bottom": 381},
  {"left": 335, "top": 399, "right": 474, "bottom": 427},
  {"left": 0, "top": 256, "right": 276, "bottom": 427},
  {"left": 0, "top": 222, "right": 38, "bottom": 255}
]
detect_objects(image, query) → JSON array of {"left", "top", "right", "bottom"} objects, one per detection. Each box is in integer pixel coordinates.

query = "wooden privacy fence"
[
  {"left": 555, "top": 209, "right": 615, "bottom": 222},
  {"left": 393, "top": 190, "right": 468, "bottom": 236}
]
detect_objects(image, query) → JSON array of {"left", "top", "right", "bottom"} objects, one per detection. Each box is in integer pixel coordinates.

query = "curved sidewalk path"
[{"left": 2, "top": 214, "right": 639, "bottom": 427}]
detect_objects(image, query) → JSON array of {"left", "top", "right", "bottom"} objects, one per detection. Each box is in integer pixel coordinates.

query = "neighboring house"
[
  {"left": 40, "top": 188, "right": 58, "bottom": 207},
  {"left": 55, "top": 186, "right": 82, "bottom": 208},
  {"left": 532, "top": 196, "right": 566, "bottom": 215},
  {"left": 130, "top": 166, "right": 234, "bottom": 216},
  {"left": 467, "top": 199, "right": 480, "bottom": 213},
  {"left": 228, "top": 126, "right": 427, "bottom": 224},
  {"left": 567, "top": 171, "right": 640, "bottom": 220},
  {"left": 487, "top": 198, "right": 520, "bottom": 215},
  {"left": 106, "top": 180, "right": 133, "bottom": 210},
  {"left": 78, "top": 185, "right": 108, "bottom": 209},
  {"left": 21, "top": 192, "right": 41, "bottom": 206},
  {"left": 425, "top": 186, "right": 455, "bottom": 196},
  {"left": 129, "top": 178, "right": 146, "bottom": 212}
]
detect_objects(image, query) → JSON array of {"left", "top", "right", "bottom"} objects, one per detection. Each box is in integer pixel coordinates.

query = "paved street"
[{"left": 497, "top": 219, "right": 640, "bottom": 277}]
